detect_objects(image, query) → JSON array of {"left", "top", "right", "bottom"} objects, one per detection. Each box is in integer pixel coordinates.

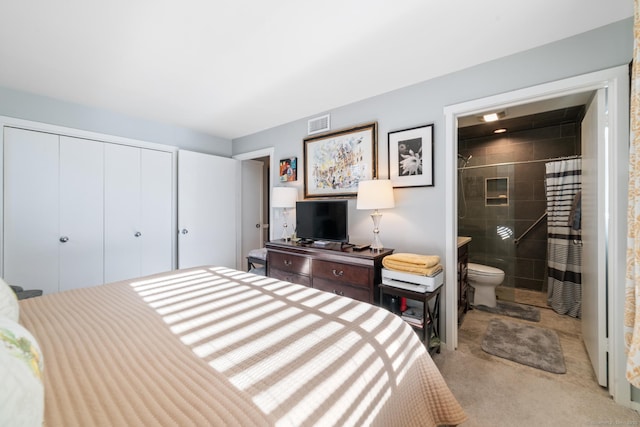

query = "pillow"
[
  {"left": 0, "top": 277, "right": 19, "bottom": 322},
  {"left": 0, "top": 316, "right": 44, "bottom": 427}
]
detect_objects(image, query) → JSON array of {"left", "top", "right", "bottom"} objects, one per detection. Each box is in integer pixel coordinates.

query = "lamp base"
[
  {"left": 281, "top": 230, "right": 290, "bottom": 241},
  {"left": 280, "top": 208, "right": 291, "bottom": 240},
  {"left": 370, "top": 210, "right": 384, "bottom": 251},
  {"left": 281, "top": 223, "right": 291, "bottom": 241}
]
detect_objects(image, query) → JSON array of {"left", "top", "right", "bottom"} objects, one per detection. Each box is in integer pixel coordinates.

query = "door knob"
[
  {"left": 59, "top": 236, "right": 69, "bottom": 243},
  {"left": 181, "top": 229, "right": 189, "bottom": 234},
  {"left": 134, "top": 232, "right": 142, "bottom": 237}
]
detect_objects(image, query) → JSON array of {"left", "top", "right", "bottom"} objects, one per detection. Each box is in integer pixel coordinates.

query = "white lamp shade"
[
  {"left": 356, "top": 179, "right": 395, "bottom": 210},
  {"left": 272, "top": 187, "right": 298, "bottom": 208}
]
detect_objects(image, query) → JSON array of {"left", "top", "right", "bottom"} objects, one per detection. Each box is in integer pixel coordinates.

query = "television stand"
[{"left": 265, "top": 239, "right": 393, "bottom": 304}]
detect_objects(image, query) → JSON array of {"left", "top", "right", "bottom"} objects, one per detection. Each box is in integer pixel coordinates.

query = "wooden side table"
[{"left": 379, "top": 282, "right": 443, "bottom": 354}]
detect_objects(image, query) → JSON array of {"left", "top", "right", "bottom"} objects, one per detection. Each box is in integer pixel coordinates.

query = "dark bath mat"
[
  {"left": 481, "top": 318, "right": 566, "bottom": 374},
  {"left": 474, "top": 300, "right": 541, "bottom": 322}
]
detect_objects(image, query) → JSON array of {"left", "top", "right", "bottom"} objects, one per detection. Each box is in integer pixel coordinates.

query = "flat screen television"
[{"left": 295, "top": 200, "right": 349, "bottom": 243}]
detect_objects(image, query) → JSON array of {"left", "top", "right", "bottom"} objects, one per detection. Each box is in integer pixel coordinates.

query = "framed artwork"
[
  {"left": 388, "top": 124, "right": 434, "bottom": 188},
  {"left": 303, "top": 122, "right": 377, "bottom": 198},
  {"left": 279, "top": 157, "right": 297, "bottom": 182}
]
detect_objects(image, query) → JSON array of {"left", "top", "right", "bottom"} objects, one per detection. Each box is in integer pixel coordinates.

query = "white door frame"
[{"left": 444, "top": 65, "right": 630, "bottom": 405}]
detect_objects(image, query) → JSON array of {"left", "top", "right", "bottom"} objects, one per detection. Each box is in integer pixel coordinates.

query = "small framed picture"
[
  {"left": 279, "top": 157, "right": 297, "bottom": 182},
  {"left": 388, "top": 124, "right": 434, "bottom": 188}
]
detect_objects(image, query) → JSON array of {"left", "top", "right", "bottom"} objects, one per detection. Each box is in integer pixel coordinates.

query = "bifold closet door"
[
  {"left": 3, "top": 128, "right": 60, "bottom": 295},
  {"left": 3, "top": 129, "right": 104, "bottom": 294},
  {"left": 104, "top": 144, "right": 172, "bottom": 283},
  {"left": 104, "top": 144, "right": 140, "bottom": 283},
  {"left": 58, "top": 136, "right": 104, "bottom": 291},
  {"left": 139, "top": 149, "right": 172, "bottom": 276}
]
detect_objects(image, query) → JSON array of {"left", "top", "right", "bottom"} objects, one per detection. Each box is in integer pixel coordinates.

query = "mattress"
[{"left": 19, "top": 266, "right": 466, "bottom": 426}]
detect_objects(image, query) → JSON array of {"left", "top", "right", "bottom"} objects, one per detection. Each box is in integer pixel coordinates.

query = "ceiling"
[
  {"left": 458, "top": 92, "right": 593, "bottom": 139},
  {"left": 459, "top": 104, "right": 587, "bottom": 139},
  {"left": 0, "top": 1, "right": 632, "bottom": 140}
]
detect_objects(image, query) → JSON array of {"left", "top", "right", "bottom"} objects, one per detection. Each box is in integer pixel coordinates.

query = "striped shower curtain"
[{"left": 546, "top": 158, "right": 582, "bottom": 318}]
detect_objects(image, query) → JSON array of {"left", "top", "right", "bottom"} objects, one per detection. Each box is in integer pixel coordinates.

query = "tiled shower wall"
[{"left": 458, "top": 123, "right": 581, "bottom": 292}]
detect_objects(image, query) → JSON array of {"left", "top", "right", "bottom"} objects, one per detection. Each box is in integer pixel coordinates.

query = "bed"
[{"left": 12, "top": 266, "right": 466, "bottom": 426}]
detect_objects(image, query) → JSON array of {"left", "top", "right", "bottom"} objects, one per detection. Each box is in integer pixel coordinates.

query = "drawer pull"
[
  {"left": 283, "top": 260, "right": 292, "bottom": 266},
  {"left": 333, "top": 290, "right": 345, "bottom": 296},
  {"left": 332, "top": 269, "right": 344, "bottom": 277}
]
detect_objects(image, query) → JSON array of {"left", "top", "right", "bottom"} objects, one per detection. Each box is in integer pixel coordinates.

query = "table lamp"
[
  {"left": 272, "top": 187, "right": 298, "bottom": 240},
  {"left": 356, "top": 179, "right": 395, "bottom": 250}
]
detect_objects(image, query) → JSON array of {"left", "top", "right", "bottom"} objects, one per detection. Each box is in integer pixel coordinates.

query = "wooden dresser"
[{"left": 265, "top": 240, "right": 393, "bottom": 304}]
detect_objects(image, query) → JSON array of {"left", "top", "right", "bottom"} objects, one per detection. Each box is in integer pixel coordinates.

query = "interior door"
[
  {"left": 178, "top": 150, "right": 238, "bottom": 269},
  {"left": 3, "top": 128, "right": 59, "bottom": 295},
  {"left": 241, "top": 160, "right": 264, "bottom": 268},
  {"left": 58, "top": 136, "right": 104, "bottom": 291},
  {"left": 581, "top": 88, "right": 608, "bottom": 387}
]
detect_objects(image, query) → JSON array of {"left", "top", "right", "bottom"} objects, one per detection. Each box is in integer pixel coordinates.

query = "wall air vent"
[{"left": 307, "top": 114, "right": 330, "bottom": 135}]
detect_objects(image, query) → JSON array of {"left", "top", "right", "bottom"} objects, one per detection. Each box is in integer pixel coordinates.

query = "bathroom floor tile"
[{"left": 458, "top": 305, "right": 603, "bottom": 394}]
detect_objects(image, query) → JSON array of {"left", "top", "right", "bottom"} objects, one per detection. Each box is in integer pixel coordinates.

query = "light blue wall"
[
  {"left": 0, "top": 86, "right": 232, "bottom": 156},
  {"left": 232, "top": 18, "right": 633, "bottom": 255}
]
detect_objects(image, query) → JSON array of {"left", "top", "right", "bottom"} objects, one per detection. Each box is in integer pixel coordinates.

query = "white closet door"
[
  {"left": 178, "top": 150, "right": 238, "bottom": 269},
  {"left": 59, "top": 136, "right": 104, "bottom": 291},
  {"left": 104, "top": 144, "right": 141, "bottom": 283},
  {"left": 3, "top": 128, "right": 59, "bottom": 295},
  {"left": 140, "top": 149, "right": 172, "bottom": 276}
]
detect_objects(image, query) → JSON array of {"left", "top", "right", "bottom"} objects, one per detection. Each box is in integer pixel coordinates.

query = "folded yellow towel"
[
  {"left": 383, "top": 253, "right": 440, "bottom": 267},
  {"left": 382, "top": 253, "right": 442, "bottom": 276},
  {"left": 383, "top": 261, "right": 443, "bottom": 276}
]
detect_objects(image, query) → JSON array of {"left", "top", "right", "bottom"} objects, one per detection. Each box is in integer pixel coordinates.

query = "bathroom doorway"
[
  {"left": 456, "top": 96, "right": 588, "bottom": 309},
  {"left": 443, "top": 65, "right": 630, "bottom": 403}
]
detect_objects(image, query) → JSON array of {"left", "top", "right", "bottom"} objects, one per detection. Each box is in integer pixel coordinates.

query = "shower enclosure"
[{"left": 457, "top": 117, "right": 582, "bottom": 307}]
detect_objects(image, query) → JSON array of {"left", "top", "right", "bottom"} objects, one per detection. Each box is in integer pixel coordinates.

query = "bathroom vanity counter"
[
  {"left": 458, "top": 237, "right": 471, "bottom": 325},
  {"left": 457, "top": 236, "right": 472, "bottom": 248}
]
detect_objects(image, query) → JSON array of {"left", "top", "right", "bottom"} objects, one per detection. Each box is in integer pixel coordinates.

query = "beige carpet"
[{"left": 432, "top": 307, "right": 640, "bottom": 426}]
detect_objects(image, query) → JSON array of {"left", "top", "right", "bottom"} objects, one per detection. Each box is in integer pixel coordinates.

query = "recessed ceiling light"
[
  {"left": 480, "top": 111, "right": 506, "bottom": 123},
  {"left": 494, "top": 128, "right": 507, "bottom": 134}
]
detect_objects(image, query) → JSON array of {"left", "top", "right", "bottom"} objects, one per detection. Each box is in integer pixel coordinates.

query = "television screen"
[{"left": 296, "top": 200, "right": 348, "bottom": 243}]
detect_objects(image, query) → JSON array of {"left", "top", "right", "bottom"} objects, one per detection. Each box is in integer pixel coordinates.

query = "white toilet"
[{"left": 467, "top": 263, "right": 505, "bottom": 308}]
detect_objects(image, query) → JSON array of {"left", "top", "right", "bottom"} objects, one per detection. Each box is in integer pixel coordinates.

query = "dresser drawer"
[
  {"left": 313, "top": 278, "right": 370, "bottom": 302},
  {"left": 269, "top": 268, "right": 311, "bottom": 287},
  {"left": 268, "top": 251, "right": 310, "bottom": 275},
  {"left": 312, "top": 259, "right": 371, "bottom": 288},
  {"left": 265, "top": 241, "right": 392, "bottom": 305}
]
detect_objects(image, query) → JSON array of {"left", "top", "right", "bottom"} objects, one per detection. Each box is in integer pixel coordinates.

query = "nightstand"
[{"left": 379, "top": 282, "right": 443, "bottom": 354}]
